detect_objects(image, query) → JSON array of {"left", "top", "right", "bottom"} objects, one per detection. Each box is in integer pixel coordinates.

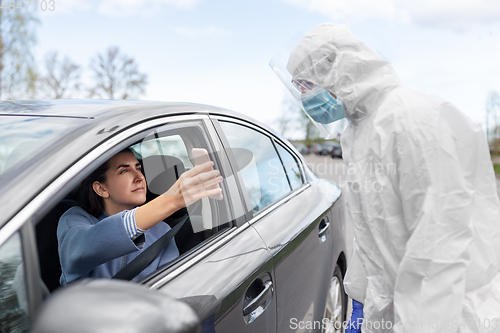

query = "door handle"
[
  {"left": 243, "top": 280, "right": 273, "bottom": 324},
  {"left": 318, "top": 219, "right": 330, "bottom": 243}
]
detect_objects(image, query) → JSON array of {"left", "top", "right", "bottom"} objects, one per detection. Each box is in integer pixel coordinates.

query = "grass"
[{"left": 494, "top": 164, "right": 500, "bottom": 175}]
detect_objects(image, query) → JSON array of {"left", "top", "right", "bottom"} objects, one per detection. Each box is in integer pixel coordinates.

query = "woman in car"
[{"left": 57, "top": 148, "right": 223, "bottom": 285}]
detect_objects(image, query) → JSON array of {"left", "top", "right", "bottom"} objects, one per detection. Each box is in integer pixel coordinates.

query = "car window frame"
[
  {"left": 272, "top": 138, "right": 306, "bottom": 190},
  {"left": 210, "top": 116, "right": 310, "bottom": 223},
  {"left": 0, "top": 113, "right": 247, "bottom": 317}
]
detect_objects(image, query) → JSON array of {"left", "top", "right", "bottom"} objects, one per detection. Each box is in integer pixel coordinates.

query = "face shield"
[{"left": 269, "top": 33, "right": 347, "bottom": 139}]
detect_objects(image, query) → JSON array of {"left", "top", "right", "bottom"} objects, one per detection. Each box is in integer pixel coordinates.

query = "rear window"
[{"left": 0, "top": 116, "right": 75, "bottom": 177}]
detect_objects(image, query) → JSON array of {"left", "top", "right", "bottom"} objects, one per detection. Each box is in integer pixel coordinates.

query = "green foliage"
[
  {"left": 0, "top": 10, "right": 40, "bottom": 99},
  {"left": 494, "top": 164, "right": 500, "bottom": 175},
  {"left": 490, "top": 135, "right": 500, "bottom": 156}
]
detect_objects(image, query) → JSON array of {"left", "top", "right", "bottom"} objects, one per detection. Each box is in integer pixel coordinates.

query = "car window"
[
  {"left": 218, "top": 121, "right": 291, "bottom": 214},
  {"left": 137, "top": 134, "right": 194, "bottom": 169},
  {"left": 275, "top": 143, "right": 303, "bottom": 191},
  {"left": 33, "top": 120, "right": 235, "bottom": 293},
  {"left": 128, "top": 122, "right": 234, "bottom": 252},
  {"left": 0, "top": 232, "right": 29, "bottom": 333}
]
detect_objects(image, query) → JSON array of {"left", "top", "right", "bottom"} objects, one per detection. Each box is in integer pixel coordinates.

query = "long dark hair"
[{"left": 80, "top": 148, "right": 135, "bottom": 217}]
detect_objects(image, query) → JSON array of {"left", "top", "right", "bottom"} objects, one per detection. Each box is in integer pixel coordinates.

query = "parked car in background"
[
  {"left": 293, "top": 143, "right": 309, "bottom": 155},
  {"left": 319, "top": 141, "right": 340, "bottom": 156},
  {"left": 0, "top": 100, "right": 347, "bottom": 333},
  {"left": 330, "top": 142, "right": 342, "bottom": 159},
  {"left": 311, "top": 143, "right": 322, "bottom": 155}
]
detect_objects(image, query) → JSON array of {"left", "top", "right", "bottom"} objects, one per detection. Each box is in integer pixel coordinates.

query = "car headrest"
[{"left": 142, "top": 155, "right": 185, "bottom": 195}]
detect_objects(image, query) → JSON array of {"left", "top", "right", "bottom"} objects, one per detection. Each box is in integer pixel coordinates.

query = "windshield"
[{"left": 0, "top": 116, "right": 78, "bottom": 177}]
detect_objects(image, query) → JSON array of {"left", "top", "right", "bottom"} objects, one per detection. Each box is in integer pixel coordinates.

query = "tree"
[
  {"left": 0, "top": 10, "right": 39, "bottom": 100},
  {"left": 299, "top": 104, "right": 323, "bottom": 147},
  {"left": 275, "top": 92, "right": 300, "bottom": 138},
  {"left": 276, "top": 92, "right": 323, "bottom": 144},
  {"left": 87, "top": 46, "right": 148, "bottom": 99},
  {"left": 38, "top": 51, "right": 81, "bottom": 99},
  {"left": 492, "top": 127, "right": 500, "bottom": 153},
  {"left": 486, "top": 91, "right": 500, "bottom": 155}
]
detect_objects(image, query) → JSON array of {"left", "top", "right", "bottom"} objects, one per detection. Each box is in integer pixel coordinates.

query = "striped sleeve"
[{"left": 122, "top": 208, "right": 146, "bottom": 240}]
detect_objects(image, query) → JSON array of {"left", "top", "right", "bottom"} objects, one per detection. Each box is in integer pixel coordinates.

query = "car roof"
[
  {"left": 0, "top": 100, "right": 286, "bottom": 227},
  {"left": 0, "top": 99, "right": 224, "bottom": 118},
  {"left": 0, "top": 100, "right": 279, "bottom": 134}
]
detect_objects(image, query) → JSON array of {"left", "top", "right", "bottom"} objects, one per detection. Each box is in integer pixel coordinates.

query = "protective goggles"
[{"left": 291, "top": 79, "right": 317, "bottom": 94}]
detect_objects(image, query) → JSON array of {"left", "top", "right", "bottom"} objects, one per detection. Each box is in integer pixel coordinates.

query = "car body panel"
[
  {"left": 147, "top": 224, "right": 276, "bottom": 332},
  {"left": 250, "top": 179, "right": 343, "bottom": 332}
]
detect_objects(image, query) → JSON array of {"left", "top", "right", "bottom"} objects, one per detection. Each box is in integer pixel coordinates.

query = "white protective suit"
[{"left": 287, "top": 24, "right": 500, "bottom": 333}]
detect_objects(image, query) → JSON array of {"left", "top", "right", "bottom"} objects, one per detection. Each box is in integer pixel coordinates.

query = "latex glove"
[{"left": 345, "top": 299, "right": 363, "bottom": 333}]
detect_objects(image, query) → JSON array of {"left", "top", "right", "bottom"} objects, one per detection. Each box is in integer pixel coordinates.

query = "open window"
[
  {"left": 34, "top": 119, "right": 234, "bottom": 294},
  {"left": 130, "top": 121, "right": 233, "bottom": 255},
  {"left": 217, "top": 120, "right": 304, "bottom": 215}
]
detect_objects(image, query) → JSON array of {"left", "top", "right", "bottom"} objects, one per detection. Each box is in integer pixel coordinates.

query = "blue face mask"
[{"left": 301, "top": 86, "right": 345, "bottom": 124}]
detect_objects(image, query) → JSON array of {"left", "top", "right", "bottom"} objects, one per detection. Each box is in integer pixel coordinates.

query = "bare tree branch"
[
  {"left": 38, "top": 51, "right": 81, "bottom": 99},
  {"left": 0, "top": 10, "right": 39, "bottom": 100},
  {"left": 275, "top": 92, "right": 322, "bottom": 143},
  {"left": 87, "top": 46, "right": 148, "bottom": 100}
]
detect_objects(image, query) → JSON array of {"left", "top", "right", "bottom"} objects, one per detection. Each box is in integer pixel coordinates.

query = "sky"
[{"left": 32, "top": 0, "right": 500, "bottom": 139}]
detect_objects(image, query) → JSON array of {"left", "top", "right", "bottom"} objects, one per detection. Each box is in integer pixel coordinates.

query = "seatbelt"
[{"left": 112, "top": 214, "right": 189, "bottom": 281}]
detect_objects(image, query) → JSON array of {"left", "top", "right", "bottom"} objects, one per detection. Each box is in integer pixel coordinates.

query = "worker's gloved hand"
[{"left": 345, "top": 299, "right": 363, "bottom": 333}]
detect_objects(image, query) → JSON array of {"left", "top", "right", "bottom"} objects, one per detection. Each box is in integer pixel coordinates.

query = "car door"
[
  {"left": 139, "top": 116, "right": 277, "bottom": 333},
  {"left": 1, "top": 113, "right": 276, "bottom": 333},
  {"left": 213, "top": 117, "right": 342, "bottom": 333}
]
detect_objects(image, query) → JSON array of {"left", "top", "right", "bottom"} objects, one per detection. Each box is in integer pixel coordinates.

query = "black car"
[
  {"left": 311, "top": 143, "right": 322, "bottom": 155},
  {"left": 292, "top": 143, "right": 309, "bottom": 155},
  {"left": 319, "top": 141, "right": 340, "bottom": 156},
  {"left": 0, "top": 100, "right": 347, "bottom": 333},
  {"left": 330, "top": 143, "right": 342, "bottom": 159}
]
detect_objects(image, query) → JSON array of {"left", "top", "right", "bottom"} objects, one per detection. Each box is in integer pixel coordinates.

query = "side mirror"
[{"left": 31, "top": 279, "right": 201, "bottom": 333}]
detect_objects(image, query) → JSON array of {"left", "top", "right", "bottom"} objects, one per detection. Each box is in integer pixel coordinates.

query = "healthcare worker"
[{"left": 282, "top": 23, "right": 500, "bottom": 333}]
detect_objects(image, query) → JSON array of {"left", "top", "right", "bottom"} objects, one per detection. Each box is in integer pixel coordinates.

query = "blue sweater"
[{"left": 57, "top": 206, "right": 179, "bottom": 285}]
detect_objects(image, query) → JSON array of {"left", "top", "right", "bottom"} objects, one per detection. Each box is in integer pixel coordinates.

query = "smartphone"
[
  {"left": 191, "top": 148, "right": 223, "bottom": 200},
  {"left": 192, "top": 148, "right": 211, "bottom": 166}
]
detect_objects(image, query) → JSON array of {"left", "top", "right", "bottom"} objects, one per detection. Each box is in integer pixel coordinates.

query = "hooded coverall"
[{"left": 287, "top": 24, "right": 500, "bottom": 333}]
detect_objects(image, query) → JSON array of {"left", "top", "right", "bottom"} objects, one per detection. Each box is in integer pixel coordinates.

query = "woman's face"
[{"left": 96, "top": 151, "right": 147, "bottom": 214}]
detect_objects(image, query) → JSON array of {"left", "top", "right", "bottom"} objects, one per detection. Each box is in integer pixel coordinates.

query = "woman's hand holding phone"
[
  {"left": 163, "top": 160, "right": 223, "bottom": 209},
  {"left": 191, "top": 148, "right": 223, "bottom": 200}
]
